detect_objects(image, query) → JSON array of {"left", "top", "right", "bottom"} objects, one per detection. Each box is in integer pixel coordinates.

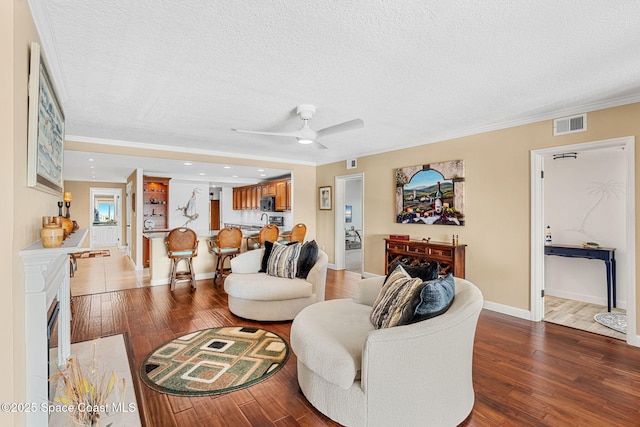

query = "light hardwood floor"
[{"left": 544, "top": 295, "right": 626, "bottom": 340}]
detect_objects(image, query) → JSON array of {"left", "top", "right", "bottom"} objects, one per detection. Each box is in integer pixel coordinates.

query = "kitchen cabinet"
[
  {"left": 143, "top": 236, "right": 150, "bottom": 267},
  {"left": 232, "top": 178, "right": 291, "bottom": 211},
  {"left": 92, "top": 225, "right": 119, "bottom": 247},
  {"left": 275, "top": 179, "right": 291, "bottom": 211},
  {"left": 143, "top": 176, "right": 170, "bottom": 230}
]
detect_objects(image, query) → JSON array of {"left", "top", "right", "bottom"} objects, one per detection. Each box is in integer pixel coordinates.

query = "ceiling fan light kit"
[{"left": 232, "top": 104, "right": 364, "bottom": 149}]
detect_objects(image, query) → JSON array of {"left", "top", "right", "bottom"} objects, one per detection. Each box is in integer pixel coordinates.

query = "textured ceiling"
[{"left": 30, "top": 0, "right": 640, "bottom": 183}]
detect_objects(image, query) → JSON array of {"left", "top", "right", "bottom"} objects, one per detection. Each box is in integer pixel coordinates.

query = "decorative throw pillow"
[
  {"left": 385, "top": 261, "right": 440, "bottom": 283},
  {"left": 296, "top": 240, "right": 319, "bottom": 279},
  {"left": 266, "top": 242, "right": 302, "bottom": 279},
  {"left": 370, "top": 265, "right": 424, "bottom": 329},
  {"left": 259, "top": 241, "right": 275, "bottom": 273},
  {"left": 402, "top": 273, "right": 455, "bottom": 325}
]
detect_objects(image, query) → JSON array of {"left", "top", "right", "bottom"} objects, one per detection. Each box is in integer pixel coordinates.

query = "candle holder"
[
  {"left": 65, "top": 202, "right": 71, "bottom": 219},
  {"left": 57, "top": 201, "right": 63, "bottom": 217}
]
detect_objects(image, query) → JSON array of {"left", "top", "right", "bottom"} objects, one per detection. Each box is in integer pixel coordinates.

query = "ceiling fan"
[{"left": 231, "top": 104, "right": 364, "bottom": 149}]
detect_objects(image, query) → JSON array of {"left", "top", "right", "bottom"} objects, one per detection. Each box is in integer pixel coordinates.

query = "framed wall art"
[
  {"left": 27, "top": 42, "right": 65, "bottom": 195},
  {"left": 319, "top": 186, "right": 332, "bottom": 210},
  {"left": 395, "top": 160, "right": 465, "bottom": 226}
]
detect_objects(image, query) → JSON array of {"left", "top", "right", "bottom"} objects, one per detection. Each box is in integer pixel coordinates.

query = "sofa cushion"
[
  {"left": 267, "top": 242, "right": 302, "bottom": 279},
  {"left": 296, "top": 240, "right": 319, "bottom": 279},
  {"left": 224, "top": 273, "right": 313, "bottom": 300},
  {"left": 385, "top": 260, "right": 440, "bottom": 283},
  {"left": 370, "top": 265, "right": 424, "bottom": 329},
  {"left": 291, "top": 299, "right": 374, "bottom": 390},
  {"left": 405, "top": 273, "right": 456, "bottom": 324}
]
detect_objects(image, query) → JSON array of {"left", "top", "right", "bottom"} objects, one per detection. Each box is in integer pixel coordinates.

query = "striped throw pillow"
[
  {"left": 266, "top": 242, "right": 302, "bottom": 279},
  {"left": 370, "top": 265, "right": 424, "bottom": 329}
]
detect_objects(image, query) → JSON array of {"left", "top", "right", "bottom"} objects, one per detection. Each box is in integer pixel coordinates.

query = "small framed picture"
[{"left": 319, "top": 186, "right": 332, "bottom": 210}]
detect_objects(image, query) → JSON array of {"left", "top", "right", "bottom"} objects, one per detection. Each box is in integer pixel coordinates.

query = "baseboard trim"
[{"left": 483, "top": 301, "right": 532, "bottom": 320}]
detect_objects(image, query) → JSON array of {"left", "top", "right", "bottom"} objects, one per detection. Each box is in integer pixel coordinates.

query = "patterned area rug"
[
  {"left": 72, "top": 249, "right": 111, "bottom": 258},
  {"left": 594, "top": 313, "right": 627, "bottom": 334},
  {"left": 140, "top": 326, "right": 289, "bottom": 396}
]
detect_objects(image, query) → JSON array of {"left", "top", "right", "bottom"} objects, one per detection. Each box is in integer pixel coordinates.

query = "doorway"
[
  {"left": 90, "top": 188, "right": 123, "bottom": 249},
  {"left": 334, "top": 173, "right": 364, "bottom": 273},
  {"left": 530, "top": 136, "right": 637, "bottom": 346}
]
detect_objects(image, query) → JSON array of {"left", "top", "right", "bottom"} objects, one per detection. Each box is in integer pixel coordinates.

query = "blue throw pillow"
[{"left": 401, "top": 273, "right": 455, "bottom": 325}]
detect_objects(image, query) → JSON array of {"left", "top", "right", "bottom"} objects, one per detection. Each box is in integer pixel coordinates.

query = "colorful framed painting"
[
  {"left": 395, "top": 160, "right": 465, "bottom": 226},
  {"left": 27, "top": 42, "right": 65, "bottom": 195}
]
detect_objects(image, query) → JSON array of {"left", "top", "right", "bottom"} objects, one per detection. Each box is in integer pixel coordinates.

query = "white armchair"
[
  {"left": 224, "top": 248, "right": 328, "bottom": 321},
  {"left": 290, "top": 275, "right": 483, "bottom": 427}
]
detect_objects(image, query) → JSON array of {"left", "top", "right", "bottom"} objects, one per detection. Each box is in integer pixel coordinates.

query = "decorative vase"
[
  {"left": 41, "top": 223, "right": 64, "bottom": 248},
  {"left": 54, "top": 216, "right": 73, "bottom": 237}
]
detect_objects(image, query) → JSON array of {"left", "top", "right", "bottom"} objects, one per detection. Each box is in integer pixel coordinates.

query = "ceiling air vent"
[
  {"left": 553, "top": 113, "right": 587, "bottom": 136},
  {"left": 346, "top": 158, "right": 357, "bottom": 169}
]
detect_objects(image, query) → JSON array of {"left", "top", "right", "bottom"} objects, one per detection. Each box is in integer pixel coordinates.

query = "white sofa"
[
  {"left": 290, "top": 275, "right": 483, "bottom": 427},
  {"left": 224, "top": 247, "right": 328, "bottom": 321}
]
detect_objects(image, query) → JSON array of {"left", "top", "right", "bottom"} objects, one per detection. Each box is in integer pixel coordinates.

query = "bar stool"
[
  {"left": 165, "top": 227, "right": 199, "bottom": 291},
  {"left": 289, "top": 223, "right": 307, "bottom": 243},
  {"left": 208, "top": 226, "right": 242, "bottom": 285},
  {"left": 246, "top": 224, "right": 279, "bottom": 250}
]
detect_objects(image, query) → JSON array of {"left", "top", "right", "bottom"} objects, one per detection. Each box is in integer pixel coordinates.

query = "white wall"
[
  {"left": 169, "top": 180, "right": 210, "bottom": 233},
  {"left": 345, "top": 179, "right": 363, "bottom": 231},
  {"left": 544, "top": 147, "right": 627, "bottom": 308}
]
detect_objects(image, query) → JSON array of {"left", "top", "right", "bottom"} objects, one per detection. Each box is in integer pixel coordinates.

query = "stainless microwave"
[{"left": 260, "top": 196, "right": 275, "bottom": 212}]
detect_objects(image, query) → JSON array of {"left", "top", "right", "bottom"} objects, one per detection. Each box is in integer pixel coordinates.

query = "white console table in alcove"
[{"left": 19, "top": 229, "right": 87, "bottom": 427}]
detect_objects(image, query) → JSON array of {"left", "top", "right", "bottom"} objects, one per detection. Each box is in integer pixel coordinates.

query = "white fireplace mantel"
[{"left": 19, "top": 229, "right": 87, "bottom": 427}]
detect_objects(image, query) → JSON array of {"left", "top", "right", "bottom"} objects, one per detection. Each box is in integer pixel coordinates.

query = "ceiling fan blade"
[
  {"left": 231, "top": 128, "right": 298, "bottom": 138},
  {"left": 316, "top": 118, "right": 364, "bottom": 139},
  {"left": 314, "top": 141, "right": 328, "bottom": 150}
]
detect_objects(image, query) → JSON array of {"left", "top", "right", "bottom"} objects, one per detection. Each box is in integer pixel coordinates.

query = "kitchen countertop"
[{"left": 143, "top": 227, "right": 291, "bottom": 240}]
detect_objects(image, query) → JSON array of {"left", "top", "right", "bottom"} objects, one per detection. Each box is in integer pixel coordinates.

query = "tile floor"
[
  {"left": 70, "top": 247, "right": 149, "bottom": 296},
  {"left": 544, "top": 295, "right": 626, "bottom": 340}
]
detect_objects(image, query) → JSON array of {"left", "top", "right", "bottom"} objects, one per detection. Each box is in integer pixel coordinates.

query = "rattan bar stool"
[
  {"left": 165, "top": 227, "right": 199, "bottom": 291},
  {"left": 208, "top": 226, "right": 242, "bottom": 285}
]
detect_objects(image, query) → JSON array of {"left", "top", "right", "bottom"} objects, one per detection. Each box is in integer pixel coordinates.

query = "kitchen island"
[
  {"left": 143, "top": 226, "right": 290, "bottom": 286},
  {"left": 144, "top": 229, "right": 217, "bottom": 286}
]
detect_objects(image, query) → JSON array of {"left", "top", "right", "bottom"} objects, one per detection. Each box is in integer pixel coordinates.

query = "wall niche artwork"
[{"left": 395, "top": 160, "right": 465, "bottom": 226}]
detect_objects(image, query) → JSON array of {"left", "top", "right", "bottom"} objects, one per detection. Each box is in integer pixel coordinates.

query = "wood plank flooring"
[{"left": 69, "top": 270, "right": 640, "bottom": 426}]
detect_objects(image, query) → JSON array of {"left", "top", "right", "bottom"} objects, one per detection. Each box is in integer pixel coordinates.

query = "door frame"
[
  {"left": 89, "top": 187, "right": 123, "bottom": 249},
  {"left": 530, "top": 136, "right": 637, "bottom": 346},
  {"left": 334, "top": 173, "right": 364, "bottom": 271}
]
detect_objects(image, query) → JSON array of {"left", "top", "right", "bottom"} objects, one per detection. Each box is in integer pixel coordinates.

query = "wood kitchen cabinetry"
[
  {"left": 143, "top": 176, "right": 170, "bottom": 230},
  {"left": 233, "top": 178, "right": 291, "bottom": 211},
  {"left": 384, "top": 238, "right": 466, "bottom": 278},
  {"left": 275, "top": 179, "right": 291, "bottom": 211}
]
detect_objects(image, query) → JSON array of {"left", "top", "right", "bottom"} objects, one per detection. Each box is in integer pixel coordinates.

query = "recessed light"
[
  {"left": 260, "top": 174, "right": 266, "bottom": 177},
  {"left": 257, "top": 169, "right": 264, "bottom": 172},
  {"left": 88, "top": 158, "right": 94, "bottom": 162},
  {"left": 223, "top": 166, "right": 231, "bottom": 169},
  {"left": 184, "top": 162, "right": 193, "bottom": 166},
  {"left": 90, "top": 165, "right": 94, "bottom": 168},
  {"left": 232, "top": 175, "right": 239, "bottom": 178},
  {"left": 198, "top": 172, "right": 206, "bottom": 176}
]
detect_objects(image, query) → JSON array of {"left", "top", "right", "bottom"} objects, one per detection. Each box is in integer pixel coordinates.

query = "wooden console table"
[
  {"left": 544, "top": 244, "right": 616, "bottom": 312},
  {"left": 384, "top": 238, "right": 466, "bottom": 278}
]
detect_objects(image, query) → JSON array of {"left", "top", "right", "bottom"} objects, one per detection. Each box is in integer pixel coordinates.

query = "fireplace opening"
[{"left": 47, "top": 298, "right": 59, "bottom": 399}]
